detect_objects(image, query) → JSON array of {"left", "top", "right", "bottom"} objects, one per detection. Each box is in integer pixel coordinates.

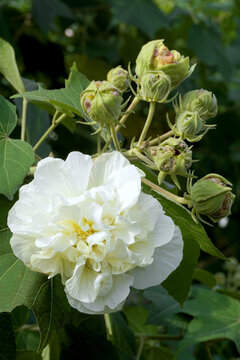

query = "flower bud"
[
  {"left": 180, "top": 89, "right": 218, "bottom": 121},
  {"left": 107, "top": 65, "right": 130, "bottom": 92},
  {"left": 170, "top": 110, "right": 213, "bottom": 142},
  {"left": 135, "top": 39, "right": 195, "bottom": 89},
  {"left": 80, "top": 81, "right": 123, "bottom": 125},
  {"left": 152, "top": 137, "right": 192, "bottom": 188},
  {"left": 138, "top": 70, "right": 171, "bottom": 103},
  {"left": 190, "top": 174, "right": 235, "bottom": 223}
]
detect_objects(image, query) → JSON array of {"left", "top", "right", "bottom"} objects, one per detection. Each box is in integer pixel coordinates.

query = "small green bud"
[
  {"left": 170, "top": 110, "right": 213, "bottom": 142},
  {"left": 107, "top": 65, "right": 130, "bottom": 92},
  {"left": 80, "top": 81, "right": 123, "bottom": 125},
  {"left": 190, "top": 174, "right": 235, "bottom": 223},
  {"left": 214, "top": 272, "right": 226, "bottom": 287},
  {"left": 223, "top": 257, "right": 238, "bottom": 272},
  {"left": 153, "top": 137, "right": 192, "bottom": 188},
  {"left": 138, "top": 70, "right": 171, "bottom": 102},
  {"left": 135, "top": 39, "right": 195, "bottom": 89},
  {"left": 180, "top": 89, "right": 218, "bottom": 121}
]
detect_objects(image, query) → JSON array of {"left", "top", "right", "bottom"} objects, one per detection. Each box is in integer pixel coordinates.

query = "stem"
[
  {"left": 33, "top": 113, "right": 67, "bottom": 151},
  {"left": 21, "top": 98, "right": 28, "bottom": 141},
  {"left": 115, "top": 96, "right": 139, "bottom": 132},
  {"left": 137, "top": 102, "right": 155, "bottom": 147},
  {"left": 149, "top": 130, "right": 174, "bottom": 146},
  {"left": 104, "top": 313, "right": 113, "bottom": 339},
  {"left": 205, "top": 343, "right": 213, "bottom": 360},
  {"left": 97, "top": 132, "right": 101, "bottom": 154},
  {"left": 110, "top": 122, "right": 121, "bottom": 151},
  {"left": 136, "top": 337, "right": 144, "bottom": 360},
  {"left": 142, "top": 177, "right": 190, "bottom": 205}
]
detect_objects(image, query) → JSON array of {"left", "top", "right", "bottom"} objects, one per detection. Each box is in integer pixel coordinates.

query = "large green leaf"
[
  {"left": 12, "top": 64, "right": 90, "bottom": 121},
  {"left": 32, "top": 275, "right": 71, "bottom": 352},
  {"left": 0, "top": 229, "right": 46, "bottom": 312},
  {"left": 144, "top": 285, "right": 180, "bottom": 326},
  {"left": 0, "top": 96, "right": 34, "bottom": 199},
  {"left": 124, "top": 306, "right": 158, "bottom": 335},
  {"left": 177, "top": 288, "right": 240, "bottom": 354},
  {"left": 0, "top": 312, "right": 16, "bottom": 360},
  {"left": 0, "top": 38, "right": 25, "bottom": 93},
  {"left": 142, "top": 346, "right": 174, "bottom": 360}
]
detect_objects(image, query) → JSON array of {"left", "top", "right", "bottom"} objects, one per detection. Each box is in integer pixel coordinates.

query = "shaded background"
[{"left": 0, "top": 0, "right": 239, "bottom": 287}]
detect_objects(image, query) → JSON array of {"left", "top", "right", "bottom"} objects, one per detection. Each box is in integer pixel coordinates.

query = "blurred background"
[{"left": 0, "top": 0, "right": 239, "bottom": 275}]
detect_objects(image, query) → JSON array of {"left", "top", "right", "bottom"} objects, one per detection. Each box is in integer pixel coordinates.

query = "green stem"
[
  {"left": 137, "top": 102, "right": 155, "bottom": 147},
  {"left": 136, "top": 337, "right": 144, "bottom": 360},
  {"left": 115, "top": 96, "right": 139, "bottom": 132},
  {"left": 21, "top": 98, "right": 28, "bottom": 141},
  {"left": 149, "top": 130, "right": 174, "bottom": 146},
  {"left": 142, "top": 177, "right": 190, "bottom": 205},
  {"left": 33, "top": 113, "right": 67, "bottom": 152},
  {"left": 110, "top": 122, "right": 121, "bottom": 151},
  {"left": 104, "top": 313, "right": 113, "bottom": 339},
  {"left": 205, "top": 343, "right": 213, "bottom": 360},
  {"left": 97, "top": 132, "right": 101, "bottom": 154}
]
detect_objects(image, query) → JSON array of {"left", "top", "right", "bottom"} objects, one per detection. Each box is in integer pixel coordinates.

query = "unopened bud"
[
  {"left": 138, "top": 70, "right": 171, "bottom": 103},
  {"left": 107, "top": 65, "right": 130, "bottom": 92},
  {"left": 80, "top": 81, "right": 123, "bottom": 125}
]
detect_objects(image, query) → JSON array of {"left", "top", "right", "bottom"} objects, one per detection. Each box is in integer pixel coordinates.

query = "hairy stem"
[
  {"left": 115, "top": 96, "right": 140, "bottom": 132},
  {"left": 33, "top": 113, "right": 67, "bottom": 151},
  {"left": 110, "top": 122, "right": 121, "bottom": 151},
  {"left": 149, "top": 130, "right": 174, "bottom": 146},
  {"left": 136, "top": 337, "right": 144, "bottom": 360},
  {"left": 20, "top": 98, "right": 28, "bottom": 141},
  {"left": 142, "top": 177, "right": 190, "bottom": 205},
  {"left": 137, "top": 102, "right": 155, "bottom": 147},
  {"left": 104, "top": 313, "right": 113, "bottom": 338}
]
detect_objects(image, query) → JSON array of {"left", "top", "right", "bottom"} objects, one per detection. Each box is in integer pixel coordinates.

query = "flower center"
[{"left": 67, "top": 219, "right": 96, "bottom": 241}]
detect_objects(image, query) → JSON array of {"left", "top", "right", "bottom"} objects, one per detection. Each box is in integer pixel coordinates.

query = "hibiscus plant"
[{"left": 0, "top": 37, "right": 239, "bottom": 360}]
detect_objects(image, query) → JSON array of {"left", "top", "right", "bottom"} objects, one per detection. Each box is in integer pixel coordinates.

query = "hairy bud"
[
  {"left": 138, "top": 70, "right": 171, "bottom": 103},
  {"left": 107, "top": 65, "right": 130, "bottom": 92}
]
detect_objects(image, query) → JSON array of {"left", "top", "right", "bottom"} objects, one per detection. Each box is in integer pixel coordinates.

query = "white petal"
[
  {"left": 10, "top": 234, "right": 37, "bottom": 265},
  {"left": 89, "top": 151, "right": 130, "bottom": 188},
  {"left": 63, "top": 152, "right": 93, "bottom": 195},
  {"left": 131, "top": 226, "right": 183, "bottom": 289},
  {"left": 66, "top": 273, "right": 133, "bottom": 314},
  {"left": 148, "top": 213, "right": 175, "bottom": 247}
]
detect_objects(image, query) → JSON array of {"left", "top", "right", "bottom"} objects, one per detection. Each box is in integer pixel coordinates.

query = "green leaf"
[
  {"left": 0, "top": 96, "right": 34, "bottom": 199},
  {"left": 0, "top": 312, "right": 16, "bottom": 360},
  {"left": 193, "top": 268, "right": 217, "bottom": 288},
  {"left": 109, "top": 312, "right": 136, "bottom": 358},
  {"left": 144, "top": 285, "right": 180, "bottom": 326},
  {"left": 11, "top": 306, "right": 29, "bottom": 330},
  {"left": 0, "top": 195, "right": 15, "bottom": 229},
  {"left": 178, "top": 288, "right": 240, "bottom": 354},
  {"left": 16, "top": 350, "right": 42, "bottom": 360},
  {"left": 216, "top": 289, "right": 240, "bottom": 302},
  {"left": 16, "top": 331, "right": 40, "bottom": 352},
  {"left": 32, "top": 275, "right": 72, "bottom": 352},
  {"left": 124, "top": 306, "right": 158, "bottom": 335},
  {"left": 0, "top": 37, "right": 25, "bottom": 93},
  {"left": 106, "top": 0, "right": 169, "bottom": 38},
  {"left": 0, "top": 229, "right": 46, "bottom": 312},
  {"left": 142, "top": 346, "right": 174, "bottom": 360},
  {"left": 12, "top": 64, "right": 90, "bottom": 120}
]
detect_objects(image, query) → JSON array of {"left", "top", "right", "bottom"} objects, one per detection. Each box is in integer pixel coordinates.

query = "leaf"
[
  {"left": 12, "top": 64, "right": 90, "bottom": 120},
  {"left": 0, "top": 37, "right": 25, "bottom": 93},
  {"left": 0, "top": 96, "right": 34, "bottom": 199},
  {"left": 142, "top": 346, "right": 174, "bottom": 360},
  {"left": 11, "top": 306, "right": 29, "bottom": 330},
  {"left": 193, "top": 268, "right": 217, "bottom": 289},
  {"left": 0, "top": 229, "right": 46, "bottom": 312},
  {"left": 216, "top": 289, "right": 240, "bottom": 302},
  {"left": 0, "top": 312, "right": 16, "bottom": 360},
  {"left": 16, "top": 350, "right": 42, "bottom": 360},
  {"left": 32, "top": 0, "right": 74, "bottom": 34},
  {"left": 144, "top": 285, "right": 180, "bottom": 326},
  {"left": 109, "top": 312, "right": 136, "bottom": 358},
  {"left": 177, "top": 288, "right": 240, "bottom": 354},
  {"left": 106, "top": 0, "right": 169, "bottom": 38},
  {"left": 32, "top": 275, "right": 72, "bottom": 352},
  {"left": 124, "top": 306, "right": 158, "bottom": 335}
]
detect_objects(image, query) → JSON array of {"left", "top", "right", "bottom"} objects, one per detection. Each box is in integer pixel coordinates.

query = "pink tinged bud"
[
  {"left": 84, "top": 98, "right": 92, "bottom": 113},
  {"left": 112, "top": 91, "right": 119, "bottom": 96}
]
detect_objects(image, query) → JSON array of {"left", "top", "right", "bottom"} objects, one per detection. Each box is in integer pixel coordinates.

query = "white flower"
[{"left": 8, "top": 151, "right": 183, "bottom": 314}]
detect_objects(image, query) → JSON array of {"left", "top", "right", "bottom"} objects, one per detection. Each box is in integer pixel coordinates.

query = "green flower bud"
[
  {"left": 214, "top": 272, "right": 226, "bottom": 287},
  {"left": 107, "top": 65, "right": 130, "bottom": 92},
  {"left": 153, "top": 137, "right": 192, "bottom": 188},
  {"left": 135, "top": 39, "right": 195, "bottom": 89},
  {"left": 138, "top": 70, "right": 171, "bottom": 103},
  {"left": 190, "top": 174, "right": 235, "bottom": 223},
  {"left": 80, "top": 81, "right": 123, "bottom": 125},
  {"left": 169, "top": 110, "right": 214, "bottom": 142},
  {"left": 180, "top": 89, "right": 218, "bottom": 120}
]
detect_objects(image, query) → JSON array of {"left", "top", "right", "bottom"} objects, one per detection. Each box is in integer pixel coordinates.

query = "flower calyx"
[
  {"left": 135, "top": 39, "right": 196, "bottom": 90},
  {"left": 152, "top": 137, "right": 193, "bottom": 189},
  {"left": 187, "top": 173, "right": 235, "bottom": 223}
]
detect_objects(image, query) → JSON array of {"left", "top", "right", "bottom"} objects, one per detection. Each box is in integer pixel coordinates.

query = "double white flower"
[{"left": 8, "top": 151, "right": 183, "bottom": 314}]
